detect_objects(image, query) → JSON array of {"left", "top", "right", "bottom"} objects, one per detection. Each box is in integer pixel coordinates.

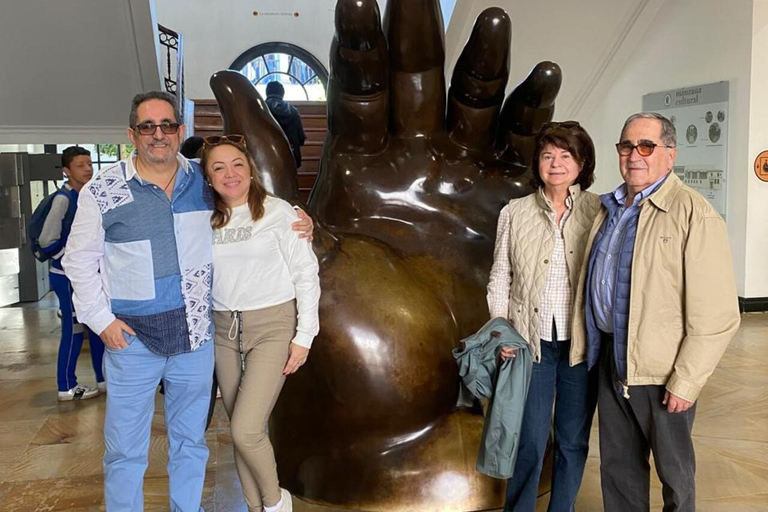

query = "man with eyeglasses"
[
  {"left": 572, "top": 112, "right": 740, "bottom": 512},
  {"left": 62, "top": 91, "right": 311, "bottom": 511}
]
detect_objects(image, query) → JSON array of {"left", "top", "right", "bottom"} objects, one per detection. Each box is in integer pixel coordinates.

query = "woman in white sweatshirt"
[{"left": 201, "top": 134, "right": 320, "bottom": 512}]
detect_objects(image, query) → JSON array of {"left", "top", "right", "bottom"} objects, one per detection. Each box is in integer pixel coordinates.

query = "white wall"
[
  {"left": 583, "top": 0, "right": 754, "bottom": 297},
  {"left": 445, "top": 0, "right": 664, "bottom": 119},
  {"left": 745, "top": 0, "right": 768, "bottom": 297},
  {"left": 155, "top": 0, "right": 338, "bottom": 99}
]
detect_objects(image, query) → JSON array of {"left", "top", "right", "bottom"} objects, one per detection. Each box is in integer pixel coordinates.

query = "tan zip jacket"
[
  {"left": 571, "top": 173, "right": 740, "bottom": 401},
  {"left": 487, "top": 185, "right": 601, "bottom": 362}
]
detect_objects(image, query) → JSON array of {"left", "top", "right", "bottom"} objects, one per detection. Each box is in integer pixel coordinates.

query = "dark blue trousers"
[
  {"left": 504, "top": 339, "right": 598, "bottom": 512},
  {"left": 50, "top": 271, "right": 105, "bottom": 391}
]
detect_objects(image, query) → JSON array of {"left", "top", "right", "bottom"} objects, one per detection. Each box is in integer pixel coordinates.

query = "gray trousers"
[{"left": 598, "top": 333, "right": 696, "bottom": 512}]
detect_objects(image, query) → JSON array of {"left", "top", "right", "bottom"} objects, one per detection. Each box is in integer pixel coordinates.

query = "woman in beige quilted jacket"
[{"left": 487, "top": 122, "right": 601, "bottom": 512}]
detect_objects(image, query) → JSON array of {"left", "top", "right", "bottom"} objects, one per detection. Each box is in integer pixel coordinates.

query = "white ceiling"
[{"left": 0, "top": 0, "right": 162, "bottom": 144}]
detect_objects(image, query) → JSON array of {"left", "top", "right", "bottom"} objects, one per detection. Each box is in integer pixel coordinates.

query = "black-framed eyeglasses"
[
  {"left": 616, "top": 141, "right": 675, "bottom": 157},
  {"left": 203, "top": 134, "right": 247, "bottom": 149},
  {"left": 133, "top": 121, "right": 180, "bottom": 136}
]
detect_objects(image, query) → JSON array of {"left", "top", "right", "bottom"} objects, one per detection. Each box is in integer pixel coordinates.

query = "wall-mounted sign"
[
  {"left": 643, "top": 81, "right": 729, "bottom": 219},
  {"left": 252, "top": 11, "right": 300, "bottom": 17},
  {"left": 755, "top": 151, "right": 768, "bottom": 182}
]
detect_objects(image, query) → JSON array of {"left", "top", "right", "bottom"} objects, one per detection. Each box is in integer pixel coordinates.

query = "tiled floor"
[{"left": 0, "top": 294, "right": 766, "bottom": 511}]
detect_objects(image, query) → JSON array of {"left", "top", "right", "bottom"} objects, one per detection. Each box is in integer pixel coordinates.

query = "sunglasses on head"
[
  {"left": 541, "top": 120, "right": 582, "bottom": 131},
  {"left": 203, "top": 134, "right": 246, "bottom": 149},
  {"left": 133, "top": 121, "right": 180, "bottom": 136}
]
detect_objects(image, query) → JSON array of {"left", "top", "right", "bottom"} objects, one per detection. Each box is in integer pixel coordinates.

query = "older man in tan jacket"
[{"left": 571, "top": 112, "right": 740, "bottom": 512}]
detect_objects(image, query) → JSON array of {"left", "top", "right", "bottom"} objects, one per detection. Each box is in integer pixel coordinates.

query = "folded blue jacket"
[{"left": 453, "top": 317, "right": 532, "bottom": 479}]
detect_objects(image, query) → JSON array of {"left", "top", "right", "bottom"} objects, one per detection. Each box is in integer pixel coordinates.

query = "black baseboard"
[{"left": 739, "top": 297, "right": 768, "bottom": 313}]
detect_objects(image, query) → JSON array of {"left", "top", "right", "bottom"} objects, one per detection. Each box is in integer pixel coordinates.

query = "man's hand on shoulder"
[
  {"left": 100, "top": 319, "right": 136, "bottom": 350},
  {"left": 663, "top": 390, "right": 694, "bottom": 413},
  {"left": 292, "top": 208, "right": 314, "bottom": 242}
]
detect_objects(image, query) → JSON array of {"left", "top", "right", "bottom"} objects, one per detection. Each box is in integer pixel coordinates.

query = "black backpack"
[{"left": 28, "top": 188, "right": 77, "bottom": 262}]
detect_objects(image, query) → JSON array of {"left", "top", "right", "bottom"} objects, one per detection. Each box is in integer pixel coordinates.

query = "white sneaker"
[
  {"left": 58, "top": 384, "right": 100, "bottom": 401},
  {"left": 97, "top": 381, "right": 107, "bottom": 393},
  {"left": 264, "top": 488, "right": 292, "bottom": 512}
]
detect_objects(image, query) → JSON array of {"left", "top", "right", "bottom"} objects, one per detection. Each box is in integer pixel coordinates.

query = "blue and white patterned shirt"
[{"left": 63, "top": 153, "right": 214, "bottom": 356}]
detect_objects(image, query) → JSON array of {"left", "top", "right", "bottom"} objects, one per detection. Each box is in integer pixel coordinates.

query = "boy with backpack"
[{"left": 36, "top": 146, "right": 105, "bottom": 400}]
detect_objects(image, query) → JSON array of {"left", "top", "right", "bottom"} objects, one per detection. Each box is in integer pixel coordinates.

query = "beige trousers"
[{"left": 213, "top": 300, "right": 297, "bottom": 511}]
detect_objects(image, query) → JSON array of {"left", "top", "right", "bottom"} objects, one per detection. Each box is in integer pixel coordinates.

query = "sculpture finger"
[
  {"left": 384, "top": 0, "right": 446, "bottom": 137},
  {"left": 447, "top": 7, "right": 511, "bottom": 151},
  {"left": 497, "top": 62, "right": 562, "bottom": 167},
  {"left": 209, "top": 70, "right": 299, "bottom": 202},
  {"left": 328, "top": 0, "right": 389, "bottom": 154}
]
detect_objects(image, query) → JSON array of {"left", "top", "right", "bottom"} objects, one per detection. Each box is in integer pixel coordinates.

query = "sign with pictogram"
[{"left": 755, "top": 151, "right": 768, "bottom": 182}]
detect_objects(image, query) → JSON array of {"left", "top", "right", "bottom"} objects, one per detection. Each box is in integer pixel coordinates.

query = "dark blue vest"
[{"left": 585, "top": 195, "right": 641, "bottom": 381}]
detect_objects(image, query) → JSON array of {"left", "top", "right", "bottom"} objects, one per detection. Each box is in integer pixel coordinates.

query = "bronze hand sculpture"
[{"left": 210, "top": 1, "right": 561, "bottom": 510}]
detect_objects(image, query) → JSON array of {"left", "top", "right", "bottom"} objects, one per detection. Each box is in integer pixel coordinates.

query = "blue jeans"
[
  {"left": 504, "top": 339, "right": 598, "bottom": 512},
  {"left": 50, "top": 271, "right": 105, "bottom": 391},
  {"left": 103, "top": 335, "right": 214, "bottom": 512}
]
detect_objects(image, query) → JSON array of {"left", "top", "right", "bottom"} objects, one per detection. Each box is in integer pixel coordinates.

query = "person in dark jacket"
[
  {"left": 265, "top": 81, "right": 306, "bottom": 168},
  {"left": 180, "top": 136, "right": 204, "bottom": 160}
]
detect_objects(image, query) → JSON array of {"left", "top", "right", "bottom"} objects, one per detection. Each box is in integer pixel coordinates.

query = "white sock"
[{"left": 263, "top": 497, "right": 283, "bottom": 512}]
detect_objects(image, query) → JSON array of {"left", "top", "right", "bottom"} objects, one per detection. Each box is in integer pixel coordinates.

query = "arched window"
[{"left": 230, "top": 42, "right": 328, "bottom": 101}]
